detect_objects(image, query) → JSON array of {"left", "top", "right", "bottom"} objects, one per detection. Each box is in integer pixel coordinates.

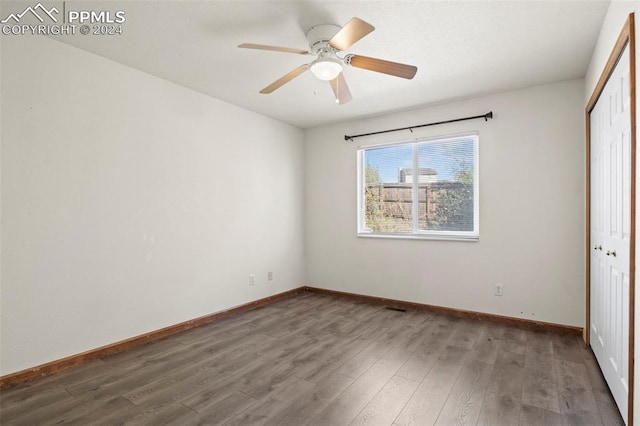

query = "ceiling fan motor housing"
[{"left": 306, "top": 24, "right": 342, "bottom": 54}]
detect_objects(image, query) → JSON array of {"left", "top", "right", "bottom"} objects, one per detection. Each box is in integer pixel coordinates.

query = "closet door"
[{"left": 590, "top": 44, "right": 631, "bottom": 424}]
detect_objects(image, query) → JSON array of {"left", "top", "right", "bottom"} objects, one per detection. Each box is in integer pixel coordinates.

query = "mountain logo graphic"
[{"left": 1, "top": 3, "right": 59, "bottom": 24}]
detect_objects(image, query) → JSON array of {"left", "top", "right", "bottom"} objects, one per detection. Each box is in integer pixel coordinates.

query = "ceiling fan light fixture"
[{"left": 310, "top": 57, "right": 342, "bottom": 81}]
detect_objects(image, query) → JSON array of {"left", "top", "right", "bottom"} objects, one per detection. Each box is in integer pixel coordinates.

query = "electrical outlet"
[
  {"left": 249, "top": 274, "right": 255, "bottom": 286},
  {"left": 494, "top": 283, "right": 503, "bottom": 296},
  {"left": 268, "top": 272, "right": 273, "bottom": 281}
]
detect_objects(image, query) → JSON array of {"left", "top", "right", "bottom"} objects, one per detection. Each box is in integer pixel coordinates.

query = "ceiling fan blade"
[
  {"left": 238, "top": 43, "right": 309, "bottom": 55},
  {"left": 329, "top": 17, "right": 375, "bottom": 51},
  {"left": 329, "top": 73, "right": 352, "bottom": 105},
  {"left": 347, "top": 54, "right": 417, "bottom": 79},
  {"left": 259, "top": 65, "right": 309, "bottom": 94}
]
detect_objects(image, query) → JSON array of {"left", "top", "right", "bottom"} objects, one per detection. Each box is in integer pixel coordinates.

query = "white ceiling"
[{"left": 48, "top": 0, "right": 609, "bottom": 129}]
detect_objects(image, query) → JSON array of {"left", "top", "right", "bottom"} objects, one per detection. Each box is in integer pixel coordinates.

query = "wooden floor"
[{"left": 0, "top": 292, "right": 625, "bottom": 425}]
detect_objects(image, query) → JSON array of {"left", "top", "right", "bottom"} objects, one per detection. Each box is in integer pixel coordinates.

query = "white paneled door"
[{"left": 590, "top": 44, "right": 631, "bottom": 425}]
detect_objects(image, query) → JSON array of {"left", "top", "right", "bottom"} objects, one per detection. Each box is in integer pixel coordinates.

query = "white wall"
[
  {"left": 0, "top": 36, "right": 305, "bottom": 376},
  {"left": 584, "top": 0, "right": 639, "bottom": 420},
  {"left": 305, "top": 79, "right": 585, "bottom": 327}
]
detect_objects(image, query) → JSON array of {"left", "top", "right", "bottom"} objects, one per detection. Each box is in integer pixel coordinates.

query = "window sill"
[{"left": 357, "top": 233, "right": 479, "bottom": 242}]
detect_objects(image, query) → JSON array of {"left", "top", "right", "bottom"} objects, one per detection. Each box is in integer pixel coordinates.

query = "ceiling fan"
[{"left": 238, "top": 17, "right": 418, "bottom": 105}]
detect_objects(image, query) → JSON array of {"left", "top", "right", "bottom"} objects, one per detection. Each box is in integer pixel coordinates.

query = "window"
[{"left": 357, "top": 132, "right": 479, "bottom": 240}]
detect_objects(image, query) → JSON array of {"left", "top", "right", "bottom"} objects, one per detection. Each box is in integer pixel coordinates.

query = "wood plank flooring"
[{"left": 0, "top": 292, "right": 625, "bottom": 425}]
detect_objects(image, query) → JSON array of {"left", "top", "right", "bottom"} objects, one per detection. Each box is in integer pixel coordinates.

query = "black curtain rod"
[{"left": 344, "top": 111, "right": 493, "bottom": 141}]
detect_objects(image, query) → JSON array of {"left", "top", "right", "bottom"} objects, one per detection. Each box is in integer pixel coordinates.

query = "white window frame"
[{"left": 357, "top": 132, "right": 479, "bottom": 241}]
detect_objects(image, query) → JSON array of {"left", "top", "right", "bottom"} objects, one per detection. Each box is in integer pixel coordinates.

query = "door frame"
[{"left": 585, "top": 12, "right": 636, "bottom": 425}]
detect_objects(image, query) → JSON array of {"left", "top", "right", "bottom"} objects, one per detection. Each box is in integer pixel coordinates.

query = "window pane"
[
  {"left": 363, "top": 144, "right": 413, "bottom": 233},
  {"left": 417, "top": 138, "right": 475, "bottom": 232}
]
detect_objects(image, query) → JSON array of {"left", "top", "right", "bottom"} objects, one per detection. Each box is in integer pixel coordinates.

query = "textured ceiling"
[{"left": 14, "top": 0, "right": 610, "bottom": 128}]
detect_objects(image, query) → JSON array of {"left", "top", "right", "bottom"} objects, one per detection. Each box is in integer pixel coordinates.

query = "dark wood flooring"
[{"left": 0, "top": 292, "right": 625, "bottom": 425}]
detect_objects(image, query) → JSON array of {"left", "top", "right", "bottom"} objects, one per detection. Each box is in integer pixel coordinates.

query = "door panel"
[{"left": 590, "top": 44, "right": 630, "bottom": 424}]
